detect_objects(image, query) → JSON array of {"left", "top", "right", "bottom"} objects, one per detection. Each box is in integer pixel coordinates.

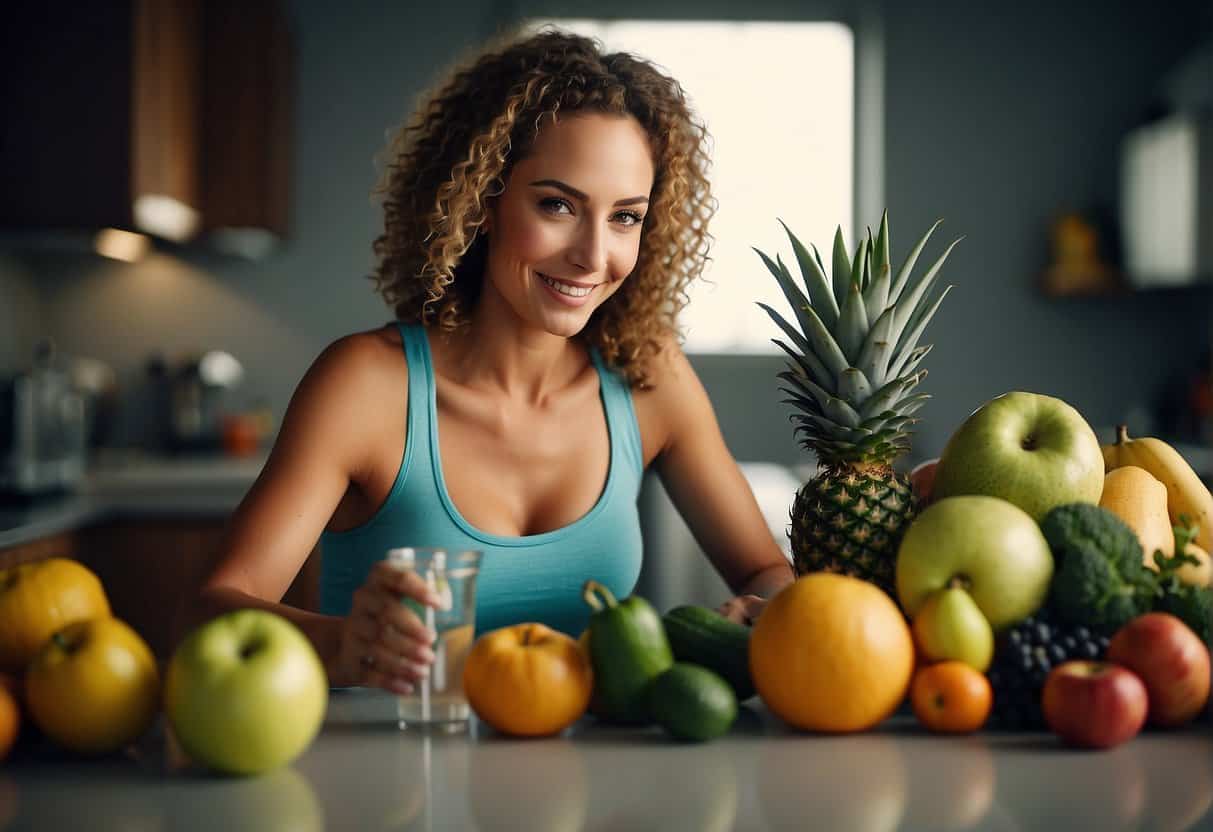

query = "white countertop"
[{"left": 2, "top": 689, "right": 1211, "bottom": 830}]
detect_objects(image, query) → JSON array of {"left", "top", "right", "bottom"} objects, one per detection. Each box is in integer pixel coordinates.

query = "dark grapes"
[{"left": 987, "top": 609, "right": 1112, "bottom": 731}]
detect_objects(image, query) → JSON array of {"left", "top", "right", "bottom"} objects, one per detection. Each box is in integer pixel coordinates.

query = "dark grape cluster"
[{"left": 986, "top": 609, "right": 1111, "bottom": 731}]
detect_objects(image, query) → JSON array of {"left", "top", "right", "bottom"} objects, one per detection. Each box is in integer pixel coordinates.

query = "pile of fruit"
[
  {"left": 0, "top": 560, "right": 328, "bottom": 775},
  {"left": 743, "top": 212, "right": 1213, "bottom": 748}
]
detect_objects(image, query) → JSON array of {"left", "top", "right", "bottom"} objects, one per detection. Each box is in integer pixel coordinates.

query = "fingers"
[
  {"left": 369, "top": 561, "right": 445, "bottom": 607},
  {"left": 716, "top": 594, "right": 768, "bottom": 626},
  {"left": 347, "top": 571, "right": 442, "bottom": 694}
]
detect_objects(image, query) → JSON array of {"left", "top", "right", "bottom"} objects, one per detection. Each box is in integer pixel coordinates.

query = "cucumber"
[
  {"left": 662, "top": 605, "right": 755, "bottom": 701},
  {"left": 647, "top": 662, "right": 738, "bottom": 742}
]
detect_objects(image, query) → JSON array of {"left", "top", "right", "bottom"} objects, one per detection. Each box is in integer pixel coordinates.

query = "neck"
[{"left": 435, "top": 289, "right": 586, "bottom": 405}]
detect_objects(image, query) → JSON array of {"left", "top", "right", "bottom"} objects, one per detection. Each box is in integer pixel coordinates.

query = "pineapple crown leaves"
[{"left": 755, "top": 211, "right": 961, "bottom": 462}]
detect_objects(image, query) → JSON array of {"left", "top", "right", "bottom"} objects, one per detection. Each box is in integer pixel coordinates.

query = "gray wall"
[
  {"left": 2, "top": 0, "right": 1209, "bottom": 465},
  {"left": 0, "top": 256, "right": 42, "bottom": 375}
]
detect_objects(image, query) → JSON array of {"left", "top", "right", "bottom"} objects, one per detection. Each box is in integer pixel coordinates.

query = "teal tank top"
[{"left": 318, "top": 322, "right": 645, "bottom": 636}]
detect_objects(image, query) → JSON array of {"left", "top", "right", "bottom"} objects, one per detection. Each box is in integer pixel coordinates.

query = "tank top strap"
[
  {"left": 588, "top": 346, "right": 644, "bottom": 479},
  {"left": 395, "top": 321, "right": 435, "bottom": 475}
]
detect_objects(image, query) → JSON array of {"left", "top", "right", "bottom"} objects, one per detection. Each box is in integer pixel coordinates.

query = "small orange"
[
  {"left": 0, "top": 677, "right": 18, "bottom": 761},
  {"left": 910, "top": 661, "right": 992, "bottom": 734}
]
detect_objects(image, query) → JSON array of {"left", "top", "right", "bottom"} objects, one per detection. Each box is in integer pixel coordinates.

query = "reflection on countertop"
[{"left": 0, "top": 451, "right": 268, "bottom": 548}]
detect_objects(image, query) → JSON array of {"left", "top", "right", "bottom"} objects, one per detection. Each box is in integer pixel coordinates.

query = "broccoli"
[
  {"left": 1040, "top": 503, "right": 1159, "bottom": 634},
  {"left": 1152, "top": 521, "right": 1213, "bottom": 643},
  {"left": 1156, "top": 582, "right": 1213, "bottom": 643}
]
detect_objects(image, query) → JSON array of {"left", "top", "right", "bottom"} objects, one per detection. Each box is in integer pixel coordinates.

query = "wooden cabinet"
[
  {"left": 0, "top": 1, "right": 293, "bottom": 245},
  {"left": 0, "top": 518, "right": 321, "bottom": 660},
  {"left": 0, "top": 532, "right": 79, "bottom": 570}
]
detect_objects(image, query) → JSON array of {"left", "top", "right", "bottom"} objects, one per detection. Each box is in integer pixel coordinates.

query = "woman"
[{"left": 179, "top": 27, "right": 793, "bottom": 695}]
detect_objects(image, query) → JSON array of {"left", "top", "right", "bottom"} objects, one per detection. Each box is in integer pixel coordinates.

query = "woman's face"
[{"left": 482, "top": 112, "right": 656, "bottom": 339}]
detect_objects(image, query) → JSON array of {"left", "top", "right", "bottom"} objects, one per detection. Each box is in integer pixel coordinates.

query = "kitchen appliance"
[
  {"left": 148, "top": 350, "right": 244, "bottom": 453},
  {"left": 1119, "top": 111, "right": 1213, "bottom": 287},
  {"left": 0, "top": 340, "right": 89, "bottom": 496}
]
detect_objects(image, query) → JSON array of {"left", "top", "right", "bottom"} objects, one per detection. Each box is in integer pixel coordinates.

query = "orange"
[
  {"left": 463, "top": 623, "right": 592, "bottom": 737},
  {"left": 0, "top": 678, "right": 17, "bottom": 761},
  {"left": 750, "top": 573, "right": 914, "bottom": 732},
  {"left": 910, "top": 660, "right": 992, "bottom": 734}
]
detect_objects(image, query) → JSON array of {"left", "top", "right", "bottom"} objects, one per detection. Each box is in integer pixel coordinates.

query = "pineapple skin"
[{"left": 789, "top": 464, "right": 918, "bottom": 597}]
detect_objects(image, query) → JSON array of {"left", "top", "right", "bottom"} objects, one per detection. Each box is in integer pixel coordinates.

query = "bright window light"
[{"left": 526, "top": 19, "right": 854, "bottom": 353}]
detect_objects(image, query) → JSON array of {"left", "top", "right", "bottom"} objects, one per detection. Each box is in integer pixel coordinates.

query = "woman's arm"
[
  {"left": 174, "top": 333, "right": 398, "bottom": 684},
  {"left": 641, "top": 342, "right": 794, "bottom": 611}
]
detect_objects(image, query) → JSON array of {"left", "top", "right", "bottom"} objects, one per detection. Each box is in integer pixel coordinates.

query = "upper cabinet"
[{"left": 0, "top": 0, "right": 293, "bottom": 257}]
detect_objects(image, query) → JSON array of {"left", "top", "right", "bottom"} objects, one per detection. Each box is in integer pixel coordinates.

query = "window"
[{"left": 526, "top": 19, "right": 855, "bottom": 353}]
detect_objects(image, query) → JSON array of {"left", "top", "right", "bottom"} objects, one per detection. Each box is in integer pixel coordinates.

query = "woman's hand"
[
  {"left": 716, "top": 594, "right": 768, "bottom": 627},
  {"left": 331, "top": 561, "right": 443, "bottom": 692}
]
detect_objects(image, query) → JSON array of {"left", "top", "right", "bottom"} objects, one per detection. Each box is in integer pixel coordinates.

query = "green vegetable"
[
  {"left": 1155, "top": 583, "right": 1213, "bottom": 643},
  {"left": 1153, "top": 519, "right": 1213, "bottom": 643},
  {"left": 647, "top": 662, "right": 738, "bottom": 742},
  {"left": 1040, "top": 503, "right": 1158, "bottom": 633},
  {"left": 662, "top": 605, "right": 755, "bottom": 701},
  {"left": 582, "top": 580, "right": 674, "bottom": 724}
]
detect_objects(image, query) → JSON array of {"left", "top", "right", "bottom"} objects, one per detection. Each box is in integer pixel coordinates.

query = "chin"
[{"left": 542, "top": 317, "right": 591, "bottom": 340}]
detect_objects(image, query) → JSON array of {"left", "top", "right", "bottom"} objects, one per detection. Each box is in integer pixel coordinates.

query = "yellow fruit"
[
  {"left": 1103, "top": 425, "right": 1213, "bottom": 553},
  {"left": 25, "top": 617, "right": 159, "bottom": 755},
  {"left": 1099, "top": 466, "right": 1173, "bottom": 570},
  {"left": 1176, "top": 542, "right": 1212, "bottom": 588},
  {"left": 750, "top": 573, "right": 913, "bottom": 733},
  {"left": 462, "top": 623, "right": 592, "bottom": 737},
  {"left": 0, "top": 559, "right": 111, "bottom": 673}
]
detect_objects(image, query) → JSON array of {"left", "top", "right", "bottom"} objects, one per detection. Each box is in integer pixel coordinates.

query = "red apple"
[
  {"left": 910, "top": 459, "right": 939, "bottom": 506},
  {"left": 1041, "top": 661, "right": 1147, "bottom": 750},
  {"left": 1108, "top": 612, "right": 1211, "bottom": 728}
]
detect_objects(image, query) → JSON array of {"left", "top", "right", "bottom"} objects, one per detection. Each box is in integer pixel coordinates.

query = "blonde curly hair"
[{"left": 369, "top": 26, "right": 716, "bottom": 387}]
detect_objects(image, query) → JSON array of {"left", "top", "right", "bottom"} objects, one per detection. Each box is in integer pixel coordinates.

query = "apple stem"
[
  {"left": 1115, "top": 424, "right": 1130, "bottom": 445},
  {"left": 948, "top": 575, "right": 971, "bottom": 591},
  {"left": 521, "top": 626, "right": 532, "bottom": 647}
]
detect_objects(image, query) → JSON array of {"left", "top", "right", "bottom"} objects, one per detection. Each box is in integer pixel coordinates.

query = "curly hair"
[{"left": 369, "top": 25, "right": 716, "bottom": 387}]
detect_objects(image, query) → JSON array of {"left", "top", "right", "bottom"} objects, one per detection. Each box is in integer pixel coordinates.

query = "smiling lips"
[{"left": 538, "top": 272, "right": 597, "bottom": 305}]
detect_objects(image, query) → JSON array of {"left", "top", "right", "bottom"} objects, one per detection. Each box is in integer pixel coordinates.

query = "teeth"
[{"left": 539, "top": 274, "right": 593, "bottom": 298}]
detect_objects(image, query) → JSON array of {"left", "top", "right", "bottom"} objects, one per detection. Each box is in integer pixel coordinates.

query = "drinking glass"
[{"left": 385, "top": 547, "right": 482, "bottom": 730}]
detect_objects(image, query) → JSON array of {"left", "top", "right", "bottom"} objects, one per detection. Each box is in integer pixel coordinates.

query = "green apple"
[
  {"left": 165, "top": 609, "right": 328, "bottom": 776},
  {"left": 932, "top": 391, "right": 1104, "bottom": 522},
  {"left": 911, "top": 587, "right": 994, "bottom": 672},
  {"left": 897, "top": 496, "right": 1053, "bottom": 630}
]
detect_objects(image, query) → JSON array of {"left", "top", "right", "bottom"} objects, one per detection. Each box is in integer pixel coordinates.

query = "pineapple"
[{"left": 754, "top": 212, "right": 960, "bottom": 595}]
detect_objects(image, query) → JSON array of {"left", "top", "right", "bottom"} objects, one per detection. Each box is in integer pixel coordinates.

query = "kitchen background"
[{"left": 1, "top": 0, "right": 1211, "bottom": 623}]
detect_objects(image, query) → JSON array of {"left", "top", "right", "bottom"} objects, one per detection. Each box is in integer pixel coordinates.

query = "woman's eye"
[
  {"left": 538, "top": 197, "right": 643, "bottom": 227},
  {"left": 539, "top": 197, "right": 572, "bottom": 214}
]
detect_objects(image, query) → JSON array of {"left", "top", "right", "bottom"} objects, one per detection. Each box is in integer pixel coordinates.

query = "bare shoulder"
[
  {"left": 274, "top": 325, "right": 407, "bottom": 470},
  {"left": 297, "top": 326, "right": 404, "bottom": 408}
]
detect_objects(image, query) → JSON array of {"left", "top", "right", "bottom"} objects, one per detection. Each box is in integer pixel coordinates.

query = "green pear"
[{"left": 911, "top": 587, "right": 994, "bottom": 672}]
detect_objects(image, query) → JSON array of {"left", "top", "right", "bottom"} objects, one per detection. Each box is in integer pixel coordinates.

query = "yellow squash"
[
  {"left": 1103, "top": 426, "right": 1213, "bottom": 554},
  {"left": 1099, "top": 466, "right": 1173, "bottom": 569},
  {"left": 1176, "top": 542, "right": 1212, "bottom": 588}
]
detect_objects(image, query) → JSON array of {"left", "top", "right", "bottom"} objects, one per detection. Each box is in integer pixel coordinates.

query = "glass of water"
[{"left": 385, "top": 547, "right": 482, "bottom": 731}]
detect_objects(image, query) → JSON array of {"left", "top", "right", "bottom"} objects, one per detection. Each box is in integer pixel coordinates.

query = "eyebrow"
[{"left": 529, "top": 179, "right": 649, "bottom": 207}]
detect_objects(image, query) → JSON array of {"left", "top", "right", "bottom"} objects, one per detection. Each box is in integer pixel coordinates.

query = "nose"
[{"left": 568, "top": 220, "right": 608, "bottom": 276}]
